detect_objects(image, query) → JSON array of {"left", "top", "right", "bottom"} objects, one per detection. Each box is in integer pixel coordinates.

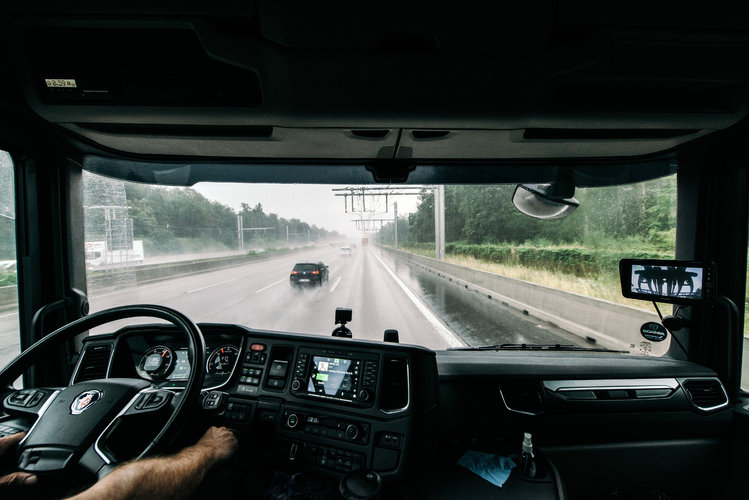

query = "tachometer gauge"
[
  {"left": 206, "top": 345, "right": 238, "bottom": 375},
  {"left": 137, "top": 346, "right": 174, "bottom": 380}
]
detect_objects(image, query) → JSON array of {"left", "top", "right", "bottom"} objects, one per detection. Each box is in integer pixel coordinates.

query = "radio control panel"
[{"left": 282, "top": 409, "right": 370, "bottom": 445}]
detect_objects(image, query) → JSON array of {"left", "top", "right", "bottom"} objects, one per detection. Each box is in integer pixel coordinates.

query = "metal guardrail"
[
  {"left": 0, "top": 248, "right": 310, "bottom": 306},
  {"left": 381, "top": 246, "right": 669, "bottom": 356},
  {"left": 87, "top": 247, "right": 308, "bottom": 290},
  {"left": 0, "top": 285, "right": 16, "bottom": 308}
]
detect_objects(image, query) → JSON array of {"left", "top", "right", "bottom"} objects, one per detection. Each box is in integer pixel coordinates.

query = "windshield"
[{"left": 82, "top": 170, "right": 675, "bottom": 355}]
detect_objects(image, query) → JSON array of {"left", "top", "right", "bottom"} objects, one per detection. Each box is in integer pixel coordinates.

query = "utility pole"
[
  {"left": 434, "top": 186, "right": 445, "bottom": 260},
  {"left": 394, "top": 201, "right": 398, "bottom": 250},
  {"left": 237, "top": 215, "right": 244, "bottom": 251}
]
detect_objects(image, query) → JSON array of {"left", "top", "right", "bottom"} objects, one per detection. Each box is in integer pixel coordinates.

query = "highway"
[
  {"left": 0, "top": 245, "right": 594, "bottom": 369},
  {"left": 12, "top": 245, "right": 748, "bottom": 386},
  {"left": 86, "top": 245, "right": 463, "bottom": 348}
]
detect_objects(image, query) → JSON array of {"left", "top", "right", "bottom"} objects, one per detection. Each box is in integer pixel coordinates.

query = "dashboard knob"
[
  {"left": 358, "top": 389, "right": 370, "bottom": 402},
  {"left": 287, "top": 413, "right": 299, "bottom": 429},
  {"left": 346, "top": 424, "right": 359, "bottom": 440},
  {"left": 291, "top": 379, "right": 302, "bottom": 391}
]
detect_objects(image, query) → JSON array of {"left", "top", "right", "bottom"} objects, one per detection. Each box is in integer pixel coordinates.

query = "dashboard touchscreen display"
[
  {"left": 307, "top": 356, "right": 360, "bottom": 400},
  {"left": 167, "top": 349, "right": 191, "bottom": 380}
]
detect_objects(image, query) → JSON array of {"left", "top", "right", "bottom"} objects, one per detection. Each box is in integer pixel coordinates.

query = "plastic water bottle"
[{"left": 519, "top": 432, "right": 537, "bottom": 478}]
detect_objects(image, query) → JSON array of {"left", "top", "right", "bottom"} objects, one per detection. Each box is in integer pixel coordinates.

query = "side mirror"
[{"left": 512, "top": 183, "right": 579, "bottom": 220}]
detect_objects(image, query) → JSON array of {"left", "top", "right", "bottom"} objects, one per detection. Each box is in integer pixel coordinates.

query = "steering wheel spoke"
[
  {"left": 0, "top": 305, "right": 206, "bottom": 480},
  {"left": 3, "top": 387, "right": 60, "bottom": 417},
  {"left": 125, "top": 387, "right": 175, "bottom": 415}
]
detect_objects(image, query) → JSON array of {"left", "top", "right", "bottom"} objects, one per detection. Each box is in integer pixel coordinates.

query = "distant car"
[
  {"left": 290, "top": 262, "right": 329, "bottom": 287},
  {"left": 340, "top": 246, "right": 352, "bottom": 256}
]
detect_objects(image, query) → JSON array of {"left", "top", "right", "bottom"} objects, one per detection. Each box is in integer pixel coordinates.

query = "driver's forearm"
[{"left": 67, "top": 443, "right": 218, "bottom": 500}]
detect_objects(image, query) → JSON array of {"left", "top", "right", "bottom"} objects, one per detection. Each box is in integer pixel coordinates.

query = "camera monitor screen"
[{"left": 619, "top": 259, "right": 715, "bottom": 305}]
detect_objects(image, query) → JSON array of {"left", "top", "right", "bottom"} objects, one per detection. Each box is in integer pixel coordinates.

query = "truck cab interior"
[{"left": 1, "top": 2, "right": 749, "bottom": 499}]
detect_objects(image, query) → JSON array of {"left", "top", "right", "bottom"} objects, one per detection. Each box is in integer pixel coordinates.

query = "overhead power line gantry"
[{"left": 332, "top": 185, "right": 445, "bottom": 259}]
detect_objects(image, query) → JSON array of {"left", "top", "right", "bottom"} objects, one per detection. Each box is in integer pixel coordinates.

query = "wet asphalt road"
[{"left": 0, "top": 245, "right": 596, "bottom": 368}]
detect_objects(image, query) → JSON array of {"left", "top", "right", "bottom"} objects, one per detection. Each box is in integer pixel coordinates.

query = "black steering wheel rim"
[{"left": 0, "top": 304, "right": 206, "bottom": 468}]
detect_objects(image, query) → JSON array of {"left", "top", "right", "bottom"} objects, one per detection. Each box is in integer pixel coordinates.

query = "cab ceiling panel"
[
  {"left": 61, "top": 124, "right": 399, "bottom": 159},
  {"left": 397, "top": 128, "right": 712, "bottom": 160},
  {"left": 2, "top": 3, "right": 749, "bottom": 160}
]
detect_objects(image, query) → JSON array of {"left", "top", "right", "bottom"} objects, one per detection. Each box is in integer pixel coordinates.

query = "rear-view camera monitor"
[{"left": 619, "top": 259, "right": 715, "bottom": 305}]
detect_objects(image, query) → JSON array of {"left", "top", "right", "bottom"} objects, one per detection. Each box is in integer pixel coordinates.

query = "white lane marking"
[
  {"left": 329, "top": 276, "right": 342, "bottom": 293},
  {"left": 256, "top": 278, "right": 286, "bottom": 293},
  {"left": 186, "top": 278, "right": 237, "bottom": 294},
  {"left": 0, "top": 311, "right": 18, "bottom": 319},
  {"left": 371, "top": 251, "right": 463, "bottom": 348}
]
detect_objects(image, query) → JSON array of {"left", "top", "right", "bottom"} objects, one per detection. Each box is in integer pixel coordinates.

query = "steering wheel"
[{"left": 0, "top": 305, "right": 205, "bottom": 482}]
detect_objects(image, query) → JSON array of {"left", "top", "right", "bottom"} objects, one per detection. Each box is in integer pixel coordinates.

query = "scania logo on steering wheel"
[{"left": 71, "top": 390, "right": 102, "bottom": 415}]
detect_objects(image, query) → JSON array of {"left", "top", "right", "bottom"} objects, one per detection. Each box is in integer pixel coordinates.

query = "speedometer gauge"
[
  {"left": 137, "top": 346, "right": 174, "bottom": 380},
  {"left": 206, "top": 345, "right": 238, "bottom": 375}
]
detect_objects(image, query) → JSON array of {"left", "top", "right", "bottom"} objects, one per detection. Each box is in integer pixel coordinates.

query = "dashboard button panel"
[
  {"left": 245, "top": 351, "right": 267, "bottom": 365},
  {"left": 282, "top": 410, "right": 369, "bottom": 445},
  {"left": 282, "top": 440, "right": 364, "bottom": 473}
]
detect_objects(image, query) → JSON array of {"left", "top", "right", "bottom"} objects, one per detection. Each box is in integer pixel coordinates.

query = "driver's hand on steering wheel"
[{"left": 0, "top": 432, "right": 37, "bottom": 494}]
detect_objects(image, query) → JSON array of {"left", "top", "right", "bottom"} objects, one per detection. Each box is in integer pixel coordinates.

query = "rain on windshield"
[{"left": 76, "top": 170, "right": 676, "bottom": 357}]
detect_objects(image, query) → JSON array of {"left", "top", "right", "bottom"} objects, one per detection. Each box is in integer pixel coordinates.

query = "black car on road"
[{"left": 290, "top": 262, "right": 329, "bottom": 287}]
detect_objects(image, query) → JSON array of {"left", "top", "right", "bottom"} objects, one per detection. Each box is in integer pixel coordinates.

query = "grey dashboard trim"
[
  {"left": 380, "top": 361, "right": 411, "bottom": 415},
  {"left": 498, "top": 384, "right": 542, "bottom": 416},
  {"left": 543, "top": 378, "right": 680, "bottom": 392},
  {"left": 436, "top": 351, "right": 717, "bottom": 379}
]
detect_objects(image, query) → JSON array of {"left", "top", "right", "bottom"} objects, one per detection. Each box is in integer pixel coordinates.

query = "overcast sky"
[{"left": 193, "top": 183, "right": 420, "bottom": 239}]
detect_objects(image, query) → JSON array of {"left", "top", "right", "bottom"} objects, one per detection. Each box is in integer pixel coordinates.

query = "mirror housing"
[{"left": 512, "top": 183, "right": 579, "bottom": 220}]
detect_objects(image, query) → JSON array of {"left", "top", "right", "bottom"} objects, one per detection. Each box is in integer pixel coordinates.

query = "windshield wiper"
[{"left": 448, "top": 343, "right": 629, "bottom": 353}]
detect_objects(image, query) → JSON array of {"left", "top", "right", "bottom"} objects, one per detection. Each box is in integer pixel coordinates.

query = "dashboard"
[
  {"left": 58, "top": 321, "right": 733, "bottom": 499},
  {"left": 0, "top": 320, "right": 733, "bottom": 498},
  {"left": 71, "top": 323, "right": 438, "bottom": 481}
]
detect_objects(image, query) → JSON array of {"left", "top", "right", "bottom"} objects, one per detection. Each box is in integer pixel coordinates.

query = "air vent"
[
  {"left": 379, "top": 357, "right": 409, "bottom": 413},
  {"left": 350, "top": 129, "right": 389, "bottom": 139},
  {"left": 74, "top": 345, "right": 112, "bottom": 382},
  {"left": 411, "top": 130, "right": 450, "bottom": 139},
  {"left": 682, "top": 379, "right": 728, "bottom": 411}
]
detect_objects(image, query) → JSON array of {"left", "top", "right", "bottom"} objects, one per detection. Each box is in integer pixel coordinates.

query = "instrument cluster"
[
  {"left": 135, "top": 344, "right": 239, "bottom": 382},
  {"left": 120, "top": 329, "right": 242, "bottom": 388}
]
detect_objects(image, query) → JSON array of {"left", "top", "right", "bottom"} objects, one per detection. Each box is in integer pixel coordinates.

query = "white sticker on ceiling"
[{"left": 45, "top": 79, "right": 77, "bottom": 88}]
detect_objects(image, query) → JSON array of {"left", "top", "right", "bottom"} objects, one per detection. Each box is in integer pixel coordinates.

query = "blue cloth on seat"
[{"left": 457, "top": 450, "right": 516, "bottom": 488}]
